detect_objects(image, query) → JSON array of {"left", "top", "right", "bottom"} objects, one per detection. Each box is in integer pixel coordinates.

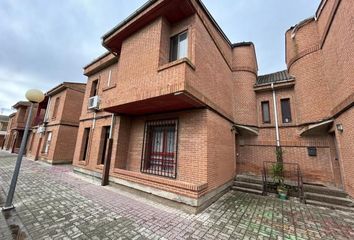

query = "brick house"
[
  {"left": 2, "top": 113, "right": 15, "bottom": 150},
  {"left": 72, "top": 0, "right": 353, "bottom": 209},
  {"left": 26, "top": 82, "right": 86, "bottom": 164},
  {"left": 0, "top": 115, "right": 10, "bottom": 148},
  {"left": 2, "top": 101, "right": 43, "bottom": 154}
]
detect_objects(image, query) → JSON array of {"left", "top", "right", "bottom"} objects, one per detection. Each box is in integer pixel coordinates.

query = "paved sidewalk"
[{"left": 1, "top": 151, "right": 354, "bottom": 239}]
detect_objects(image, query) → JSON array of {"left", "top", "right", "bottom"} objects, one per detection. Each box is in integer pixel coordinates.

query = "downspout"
[
  {"left": 92, "top": 112, "right": 96, "bottom": 129},
  {"left": 271, "top": 83, "right": 280, "bottom": 147}
]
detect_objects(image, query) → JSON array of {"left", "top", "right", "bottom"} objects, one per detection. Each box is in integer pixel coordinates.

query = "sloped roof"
[
  {"left": 256, "top": 70, "right": 295, "bottom": 85},
  {"left": 0, "top": 115, "right": 9, "bottom": 122},
  {"left": 12, "top": 101, "right": 31, "bottom": 109},
  {"left": 46, "top": 82, "right": 86, "bottom": 96}
]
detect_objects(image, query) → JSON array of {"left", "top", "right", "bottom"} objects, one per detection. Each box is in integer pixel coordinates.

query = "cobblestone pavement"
[{"left": 1, "top": 152, "right": 354, "bottom": 240}]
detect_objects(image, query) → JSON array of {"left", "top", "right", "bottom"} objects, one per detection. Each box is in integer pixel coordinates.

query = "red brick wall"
[
  {"left": 60, "top": 88, "right": 85, "bottom": 125},
  {"left": 74, "top": 109, "right": 236, "bottom": 199},
  {"left": 51, "top": 125, "right": 79, "bottom": 163},
  {"left": 73, "top": 116, "right": 113, "bottom": 169},
  {"left": 237, "top": 128, "right": 336, "bottom": 185},
  {"left": 47, "top": 91, "right": 67, "bottom": 123},
  {"left": 113, "top": 110, "right": 208, "bottom": 185},
  {"left": 237, "top": 87, "right": 338, "bottom": 185},
  {"left": 335, "top": 108, "right": 354, "bottom": 196},
  {"left": 186, "top": 16, "right": 233, "bottom": 119},
  {"left": 26, "top": 130, "right": 41, "bottom": 159},
  {"left": 320, "top": 0, "right": 354, "bottom": 114},
  {"left": 206, "top": 110, "right": 235, "bottom": 190},
  {"left": 100, "top": 17, "right": 186, "bottom": 109}
]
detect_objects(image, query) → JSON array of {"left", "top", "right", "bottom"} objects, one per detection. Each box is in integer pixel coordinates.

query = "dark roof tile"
[
  {"left": 0, "top": 115, "right": 9, "bottom": 122},
  {"left": 256, "top": 70, "right": 295, "bottom": 85}
]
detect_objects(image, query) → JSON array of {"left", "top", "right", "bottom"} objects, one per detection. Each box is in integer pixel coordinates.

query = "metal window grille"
[
  {"left": 141, "top": 119, "right": 178, "bottom": 178},
  {"left": 262, "top": 161, "right": 305, "bottom": 202}
]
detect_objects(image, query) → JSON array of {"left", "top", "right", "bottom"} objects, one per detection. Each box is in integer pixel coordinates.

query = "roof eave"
[
  {"left": 254, "top": 79, "right": 295, "bottom": 92},
  {"left": 101, "top": 0, "right": 159, "bottom": 42}
]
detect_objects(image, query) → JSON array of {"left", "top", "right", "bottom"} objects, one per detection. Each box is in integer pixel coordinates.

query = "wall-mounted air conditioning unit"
[{"left": 88, "top": 96, "right": 100, "bottom": 110}]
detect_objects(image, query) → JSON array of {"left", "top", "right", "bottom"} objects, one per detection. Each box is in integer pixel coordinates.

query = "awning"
[
  {"left": 233, "top": 124, "right": 259, "bottom": 136},
  {"left": 299, "top": 119, "right": 334, "bottom": 136}
]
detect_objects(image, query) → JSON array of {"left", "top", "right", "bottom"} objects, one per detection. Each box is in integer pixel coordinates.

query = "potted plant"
[
  {"left": 277, "top": 183, "right": 288, "bottom": 200},
  {"left": 270, "top": 162, "right": 288, "bottom": 200}
]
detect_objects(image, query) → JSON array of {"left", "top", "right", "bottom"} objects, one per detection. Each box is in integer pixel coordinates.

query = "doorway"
[
  {"left": 329, "top": 133, "right": 343, "bottom": 188},
  {"left": 99, "top": 126, "right": 111, "bottom": 165}
]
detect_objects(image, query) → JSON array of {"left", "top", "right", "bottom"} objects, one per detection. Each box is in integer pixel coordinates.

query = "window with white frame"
[
  {"left": 107, "top": 69, "right": 112, "bottom": 87},
  {"left": 169, "top": 31, "right": 188, "bottom": 62}
]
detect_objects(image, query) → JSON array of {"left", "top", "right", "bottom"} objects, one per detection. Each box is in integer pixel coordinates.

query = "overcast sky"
[{"left": 0, "top": 0, "right": 320, "bottom": 115}]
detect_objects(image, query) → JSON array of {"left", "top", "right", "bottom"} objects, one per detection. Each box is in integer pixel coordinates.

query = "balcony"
[{"left": 103, "top": 59, "right": 205, "bottom": 115}]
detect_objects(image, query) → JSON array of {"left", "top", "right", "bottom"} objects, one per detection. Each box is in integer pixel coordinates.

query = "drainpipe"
[
  {"left": 271, "top": 83, "right": 280, "bottom": 147},
  {"left": 109, "top": 114, "right": 115, "bottom": 138},
  {"left": 92, "top": 112, "right": 96, "bottom": 129},
  {"left": 86, "top": 111, "right": 97, "bottom": 164}
]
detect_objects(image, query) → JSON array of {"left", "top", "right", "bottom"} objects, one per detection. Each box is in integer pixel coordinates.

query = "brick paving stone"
[{"left": 1, "top": 151, "right": 354, "bottom": 239}]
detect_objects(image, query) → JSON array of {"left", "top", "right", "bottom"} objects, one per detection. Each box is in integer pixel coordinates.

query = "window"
[
  {"left": 99, "top": 126, "right": 111, "bottom": 165},
  {"left": 281, "top": 98, "right": 292, "bottom": 123},
  {"left": 170, "top": 31, "right": 188, "bottom": 62},
  {"left": 52, "top": 97, "right": 60, "bottom": 119},
  {"left": 90, "top": 80, "right": 98, "bottom": 97},
  {"left": 43, "top": 132, "right": 52, "bottom": 154},
  {"left": 107, "top": 70, "right": 112, "bottom": 87},
  {"left": 81, "top": 128, "right": 91, "bottom": 161},
  {"left": 261, "top": 101, "right": 271, "bottom": 123},
  {"left": 141, "top": 120, "right": 178, "bottom": 178},
  {"left": 307, "top": 147, "right": 317, "bottom": 157}
]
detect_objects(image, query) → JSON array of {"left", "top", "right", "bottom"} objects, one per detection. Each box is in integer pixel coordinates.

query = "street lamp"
[{"left": 2, "top": 89, "right": 44, "bottom": 211}]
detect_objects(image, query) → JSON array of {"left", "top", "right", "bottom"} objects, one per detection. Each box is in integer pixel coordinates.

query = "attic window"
[{"left": 170, "top": 31, "right": 188, "bottom": 62}]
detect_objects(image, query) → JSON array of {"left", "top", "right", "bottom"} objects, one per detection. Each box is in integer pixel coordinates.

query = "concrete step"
[
  {"left": 306, "top": 200, "right": 354, "bottom": 213},
  {"left": 235, "top": 175, "right": 263, "bottom": 185},
  {"left": 304, "top": 184, "right": 347, "bottom": 198},
  {"left": 305, "top": 192, "right": 354, "bottom": 207},
  {"left": 232, "top": 186, "right": 263, "bottom": 195},
  {"left": 234, "top": 181, "right": 263, "bottom": 191}
]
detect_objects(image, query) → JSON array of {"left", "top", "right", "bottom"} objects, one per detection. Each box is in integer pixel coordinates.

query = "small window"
[
  {"left": 52, "top": 97, "right": 60, "bottom": 119},
  {"left": 141, "top": 119, "right": 178, "bottom": 178},
  {"left": 281, "top": 98, "right": 292, "bottom": 123},
  {"left": 43, "top": 132, "right": 52, "bottom": 154},
  {"left": 170, "top": 31, "right": 188, "bottom": 62},
  {"left": 90, "top": 80, "right": 98, "bottom": 97},
  {"left": 81, "top": 128, "right": 91, "bottom": 161},
  {"left": 107, "top": 70, "right": 112, "bottom": 87},
  {"left": 261, "top": 101, "right": 271, "bottom": 123},
  {"left": 307, "top": 147, "right": 317, "bottom": 157}
]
